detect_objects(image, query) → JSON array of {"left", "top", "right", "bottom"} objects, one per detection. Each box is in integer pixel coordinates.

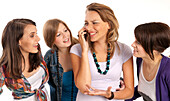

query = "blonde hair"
[{"left": 87, "top": 3, "right": 120, "bottom": 55}]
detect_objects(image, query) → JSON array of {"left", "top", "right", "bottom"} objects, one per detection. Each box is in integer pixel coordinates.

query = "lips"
[
  {"left": 63, "top": 38, "right": 69, "bottom": 43},
  {"left": 33, "top": 43, "right": 39, "bottom": 48},
  {"left": 133, "top": 50, "right": 138, "bottom": 53},
  {"left": 89, "top": 32, "right": 96, "bottom": 37}
]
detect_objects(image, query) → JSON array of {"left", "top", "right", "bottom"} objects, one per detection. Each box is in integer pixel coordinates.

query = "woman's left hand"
[{"left": 84, "top": 84, "right": 112, "bottom": 98}]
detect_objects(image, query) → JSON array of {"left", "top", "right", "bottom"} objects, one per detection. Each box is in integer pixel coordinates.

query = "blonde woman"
[{"left": 70, "top": 3, "right": 134, "bottom": 101}]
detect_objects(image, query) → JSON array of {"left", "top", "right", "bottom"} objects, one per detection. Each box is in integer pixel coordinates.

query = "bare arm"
[
  {"left": 71, "top": 53, "right": 91, "bottom": 94},
  {"left": 113, "top": 56, "right": 134, "bottom": 99},
  {"left": 70, "top": 27, "right": 91, "bottom": 94}
]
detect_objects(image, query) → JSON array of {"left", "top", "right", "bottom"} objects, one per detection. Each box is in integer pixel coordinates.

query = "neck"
[
  {"left": 20, "top": 51, "right": 29, "bottom": 63},
  {"left": 142, "top": 54, "right": 162, "bottom": 69},
  {"left": 93, "top": 41, "right": 108, "bottom": 53},
  {"left": 21, "top": 52, "right": 30, "bottom": 71},
  {"left": 58, "top": 47, "right": 69, "bottom": 55}
]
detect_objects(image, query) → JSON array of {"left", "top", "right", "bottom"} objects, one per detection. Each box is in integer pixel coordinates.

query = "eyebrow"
[
  {"left": 30, "top": 32, "right": 36, "bottom": 34},
  {"left": 85, "top": 20, "right": 99, "bottom": 22},
  {"left": 63, "top": 27, "right": 67, "bottom": 30}
]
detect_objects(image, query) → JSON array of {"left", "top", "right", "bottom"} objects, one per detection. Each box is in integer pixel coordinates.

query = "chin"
[
  {"left": 90, "top": 38, "right": 96, "bottom": 42},
  {"left": 133, "top": 53, "right": 138, "bottom": 57},
  {"left": 66, "top": 42, "right": 72, "bottom": 47},
  {"left": 31, "top": 50, "right": 39, "bottom": 54}
]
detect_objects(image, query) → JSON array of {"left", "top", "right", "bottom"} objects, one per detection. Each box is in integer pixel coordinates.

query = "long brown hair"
[
  {"left": 135, "top": 22, "right": 170, "bottom": 60},
  {"left": 0, "top": 18, "right": 41, "bottom": 79},
  {"left": 86, "top": 3, "right": 119, "bottom": 55},
  {"left": 43, "top": 18, "right": 78, "bottom": 51},
  {"left": 43, "top": 18, "right": 78, "bottom": 101}
]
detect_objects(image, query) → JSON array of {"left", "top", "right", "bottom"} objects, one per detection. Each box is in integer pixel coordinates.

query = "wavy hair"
[{"left": 86, "top": 3, "right": 119, "bottom": 55}]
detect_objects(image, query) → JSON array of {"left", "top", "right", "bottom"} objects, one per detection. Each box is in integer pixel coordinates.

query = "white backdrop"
[{"left": 0, "top": 0, "right": 169, "bottom": 100}]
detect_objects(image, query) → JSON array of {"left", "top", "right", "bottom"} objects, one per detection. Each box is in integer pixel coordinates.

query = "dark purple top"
[{"left": 126, "top": 55, "right": 170, "bottom": 101}]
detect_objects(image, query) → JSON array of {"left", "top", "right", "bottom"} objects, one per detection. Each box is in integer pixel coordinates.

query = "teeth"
[
  {"left": 90, "top": 33, "right": 95, "bottom": 35},
  {"left": 34, "top": 44, "right": 38, "bottom": 46},
  {"left": 64, "top": 39, "right": 68, "bottom": 42}
]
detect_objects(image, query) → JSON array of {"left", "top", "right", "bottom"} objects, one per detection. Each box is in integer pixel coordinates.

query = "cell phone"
[{"left": 83, "top": 30, "right": 89, "bottom": 41}]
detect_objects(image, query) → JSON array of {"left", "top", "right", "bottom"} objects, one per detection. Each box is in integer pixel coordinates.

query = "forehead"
[
  {"left": 58, "top": 23, "right": 66, "bottom": 31},
  {"left": 24, "top": 24, "right": 37, "bottom": 34},
  {"left": 85, "top": 10, "right": 102, "bottom": 21}
]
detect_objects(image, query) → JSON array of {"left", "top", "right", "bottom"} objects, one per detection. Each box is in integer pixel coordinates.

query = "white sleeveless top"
[
  {"left": 138, "top": 62, "right": 160, "bottom": 101},
  {"left": 70, "top": 42, "right": 132, "bottom": 101},
  {"left": 14, "top": 67, "right": 50, "bottom": 101}
]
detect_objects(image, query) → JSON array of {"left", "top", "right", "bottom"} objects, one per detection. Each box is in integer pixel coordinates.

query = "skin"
[
  {"left": 54, "top": 23, "right": 71, "bottom": 49},
  {"left": 71, "top": 10, "right": 134, "bottom": 99},
  {"left": 131, "top": 39, "right": 162, "bottom": 81},
  {"left": 19, "top": 24, "right": 40, "bottom": 78},
  {"left": 53, "top": 23, "right": 72, "bottom": 72}
]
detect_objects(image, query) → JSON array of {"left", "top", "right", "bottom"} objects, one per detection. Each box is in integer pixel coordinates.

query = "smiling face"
[
  {"left": 131, "top": 38, "right": 149, "bottom": 58},
  {"left": 53, "top": 23, "right": 71, "bottom": 49},
  {"left": 19, "top": 25, "right": 40, "bottom": 54},
  {"left": 84, "top": 10, "right": 110, "bottom": 42}
]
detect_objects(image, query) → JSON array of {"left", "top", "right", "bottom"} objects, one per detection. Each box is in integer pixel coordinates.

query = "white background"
[{"left": 0, "top": 0, "right": 169, "bottom": 100}]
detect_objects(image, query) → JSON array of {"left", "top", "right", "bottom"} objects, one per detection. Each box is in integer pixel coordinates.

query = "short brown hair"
[{"left": 135, "top": 22, "right": 170, "bottom": 60}]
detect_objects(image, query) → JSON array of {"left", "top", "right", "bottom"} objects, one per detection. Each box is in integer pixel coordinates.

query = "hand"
[
  {"left": 84, "top": 84, "right": 112, "bottom": 98},
  {"left": 78, "top": 27, "right": 89, "bottom": 52},
  {"left": 116, "top": 79, "right": 125, "bottom": 91}
]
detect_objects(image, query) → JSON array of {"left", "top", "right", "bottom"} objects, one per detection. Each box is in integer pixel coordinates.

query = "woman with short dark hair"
[{"left": 127, "top": 22, "right": 170, "bottom": 101}]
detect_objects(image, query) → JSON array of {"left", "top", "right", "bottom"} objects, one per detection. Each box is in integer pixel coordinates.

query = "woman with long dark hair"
[{"left": 0, "top": 18, "right": 49, "bottom": 101}]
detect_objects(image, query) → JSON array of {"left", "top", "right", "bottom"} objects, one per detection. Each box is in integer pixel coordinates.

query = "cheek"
[
  {"left": 21, "top": 41, "right": 30, "bottom": 47},
  {"left": 54, "top": 38, "right": 62, "bottom": 46},
  {"left": 100, "top": 26, "right": 108, "bottom": 34},
  {"left": 66, "top": 32, "right": 71, "bottom": 37}
]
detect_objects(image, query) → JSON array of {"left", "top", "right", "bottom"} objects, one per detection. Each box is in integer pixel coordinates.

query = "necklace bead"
[{"left": 92, "top": 51, "right": 111, "bottom": 75}]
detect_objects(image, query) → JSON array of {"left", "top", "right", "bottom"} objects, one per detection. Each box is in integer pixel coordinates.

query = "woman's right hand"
[
  {"left": 84, "top": 84, "right": 112, "bottom": 98},
  {"left": 78, "top": 27, "right": 89, "bottom": 53}
]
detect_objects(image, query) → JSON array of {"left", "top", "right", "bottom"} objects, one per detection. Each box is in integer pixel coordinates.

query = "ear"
[
  {"left": 19, "top": 40, "right": 21, "bottom": 46},
  {"left": 153, "top": 50, "right": 160, "bottom": 55},
  {"left": 106, "top": 22, "right": 111, "bottom": 29}
]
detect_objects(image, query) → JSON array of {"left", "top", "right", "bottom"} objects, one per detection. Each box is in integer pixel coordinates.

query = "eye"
[
  {"left": 56, "top": 33, "right": 61, "bottom": 37},
  {"left": 30, "top": 33, "right": 34, "bottom": 38},
  {"left": 64, "top": 29, "right": 68, "bottom": 32},
  {"left": 136, "top": 40, "right": 141, "bottom": 44},
  {"left": 93, "top": 21, "right": 98, "bottom": 24},
  {"left": 84, "top": 22, "right": 88, "bottom": 26}
]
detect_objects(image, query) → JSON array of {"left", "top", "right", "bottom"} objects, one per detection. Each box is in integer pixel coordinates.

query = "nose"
[
  {"left": 131, "top": 41, "right": 136, "bottom": 48},
  {"left": 85, "top": 23, "right": 93, "bottom": 31},
  {"left": 36, "top": 34, "right": 40, "bottom": 42},
  {"left": 63, "top": 33, "right": 67, "bottom": 38}
]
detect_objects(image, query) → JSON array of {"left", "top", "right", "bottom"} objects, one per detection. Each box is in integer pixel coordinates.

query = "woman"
[
  {"left": 70, "top": 3, "right": 134, "bottom": 101},
  {"left": 43, "top": 19, "right": 78, "bottom": 101},
  {"left": 126, "top": 22, "right": 170, "bottom": 101},
  {"left": 0, "top": 19, "right": 50, "bottom": 101}
]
